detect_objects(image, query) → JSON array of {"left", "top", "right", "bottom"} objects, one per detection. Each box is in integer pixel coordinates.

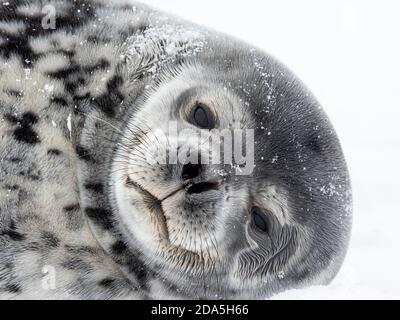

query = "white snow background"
[{"left": 144, "top": 0, "right": 400, "bottom": 299}]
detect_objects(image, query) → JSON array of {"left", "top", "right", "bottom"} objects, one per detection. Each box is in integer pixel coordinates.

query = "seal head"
[{"left": 81, "top": 32, "right": 352, "bottom": 299}]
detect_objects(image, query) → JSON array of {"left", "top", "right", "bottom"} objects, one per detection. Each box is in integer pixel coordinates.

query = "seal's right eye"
[{"left": 190, "top": 103, "right": 215, "bottom": 129}]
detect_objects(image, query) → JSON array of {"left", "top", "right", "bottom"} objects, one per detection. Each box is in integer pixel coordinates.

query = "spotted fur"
[
  {"left": 0, "top": 0, "right": 352, "bottom": 299},
  {"left": 0, "top": 0, "right": 174, "bottom": 299}
]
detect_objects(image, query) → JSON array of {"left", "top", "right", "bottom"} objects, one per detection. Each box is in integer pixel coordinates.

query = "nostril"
[{"left": 181, "top": 163, "right": 202, "bottom": 180}]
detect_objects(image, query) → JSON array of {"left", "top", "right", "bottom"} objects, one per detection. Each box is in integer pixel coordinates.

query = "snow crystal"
[
  {"left": 23, "top": 68, "right": 31, "bottom": 79},
  {"left": 214, "top": 169, "right": 228, "bottom": 177},
  {"left": 44, "top": 84, "right": 54, "bottom": 93},
  {"left": 125, "top": 23, "right": 207, "bottom": 79},
  {"left": 67, "top": 113, "right": 72, "bottom": 139}
]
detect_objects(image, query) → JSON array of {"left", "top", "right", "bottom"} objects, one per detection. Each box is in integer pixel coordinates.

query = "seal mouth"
[
  {"left": 123, "top": 175, "right": 223, "bottom": 275},
  {"left": 125, "top": 176, "right": 221, "bottom": 244},
  {"left": 125, "top": 176, "right": 170, "bottom": 240}
]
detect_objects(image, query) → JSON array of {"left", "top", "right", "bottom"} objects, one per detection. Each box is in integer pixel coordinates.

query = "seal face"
[
  {"left": 104, "top": 45, "right": 352, "bottom": 298},
  {"left": 0, "top": 0, "right": 352, "bottom": 299}
]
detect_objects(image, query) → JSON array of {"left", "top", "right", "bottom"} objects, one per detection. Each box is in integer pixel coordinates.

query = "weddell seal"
[{"left": 0, "top": 0, "right": 352, "bottom": 299}]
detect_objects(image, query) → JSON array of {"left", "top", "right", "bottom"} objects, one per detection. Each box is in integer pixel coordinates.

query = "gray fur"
[{"left": 0, "top": 0, "right": 352, "bottom": 299}]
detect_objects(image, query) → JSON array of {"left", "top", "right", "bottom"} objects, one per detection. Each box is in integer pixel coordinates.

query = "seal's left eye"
[
  {"left": 190, "top": 103, "right": 215, "bottom": 129},
  {"left": 251, "top": 207, "right": 272, "bottom": 234}
]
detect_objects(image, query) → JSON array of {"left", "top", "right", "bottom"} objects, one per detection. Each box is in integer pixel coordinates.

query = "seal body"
[{"left": 0, "top": 0, "right": 352, "bottom": 299}]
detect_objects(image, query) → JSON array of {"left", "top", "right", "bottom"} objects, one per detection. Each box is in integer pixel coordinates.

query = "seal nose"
[{"left": 181, "top": 163, "right": 201, "bottom": 180}]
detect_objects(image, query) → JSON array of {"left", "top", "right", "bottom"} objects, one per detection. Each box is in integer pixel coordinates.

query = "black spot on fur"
[
  {"left": 111, "top": 240, "right": 127, "bottom": 255},
  {"left": 10, "top": 157, "right": 22, "bottom": 163},
  {"left": 47, "top": 64, "right": 80, "bottom": 79},
  {"left": 4, "top": 113, "right": 19, "bottom": 124},
  {"left": 57, "top": 0, "right": 97, "bottom": 30},
  {"left": 55, "top": 49, "right": 75, "bottom": 58},
  {"left": 85, "top": 208, "right": 113, "bottom": 230},
  {"left": 65, "top": 82, "right": 78, "bottom": 94},
  {"left": 86, "top": 35, "right": 101, "bottom": 43},
  {"left": 4, "top": 184, "right": 19, "bottom": 191},
  {"left": 92, "top": 75, "right": 124, "bottom": 117},
  {"left": 5, "top": 283, "right": 21, "bottom": 293},
  {"left": 128, "top": 257, "right": 149, "bottom": 288},
  {"left": 73, "top": 92, "right": 91, "bottom": 103},
  {"left": 0, "top": 230, "right": 25, "bottom": 241},
  {"left": 41, "top": 231, "right": 60, "bottom": 248},
  {"left": 84, "top": 183, "right": 103, "bottom": 193},
  {"left": 98, "top": 278, "right": 115, "bottom": 288},
  {"left": 83, "top": 58, "right": 110, "bottom": 73},
  {"left": 77, "top": 77, "right": 86, "bottom": 86},
  {"left": 62, "top": 257, "right": 92, "bottom": 272},
  {"left": 51, "top": 96, "right": 68, "bottom": 107},
  {"left": 48, "top": 149, "right": 62, "bottom": 156},
  {"left": 47, "top": 64, "right": 84, "bottom": 95},
  {"left": 21, "top": 112, "right": 38, "bottom": 126},
  {"left": 9, "top": 220, "right": 17, "bottom": 230},
  {"left": 0, "top": 0, "right": 99, "bottom": 66},
  {"left": 6, "top": 89, "right": 24, "bottom": 98},
  {"left": 109, "top": 241, "right": 150, "bottom": 289},
  {"left": 86, "top": 34, "right": 114, "bottom": 44},
  {"left": 65, "top": 245, "right": 98, "bottom": 255},
  {"left": 0, "top": 33, "right": 39, "bottom": 67},
  {"left": 13, "top": 126, "right": 40, "bottom": 144},
  {"left": 18, "top": 169, "right": 40, "bottom": 181},
  {"left": 18, "top": 166, "right": 41, "bottom": 181},
  {"left": 64, "top": 204, "right": 80, "bottom": 212},
  {"left": 2, "top": 0, "right": 86, "bottom": 58},
  {"left": 9, "top": 112, "right": 40, "bottom": 144},
  {"left": 75, "top": 145, "right": 93, "bottom": 161}
]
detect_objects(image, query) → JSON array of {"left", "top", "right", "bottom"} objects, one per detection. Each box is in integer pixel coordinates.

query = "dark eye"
[
  {"left": 251, "top": 207, "right": 271, "bottom": 234},
  {"left": 190, "top": 103, "right": 215, "bottom": 129}
]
